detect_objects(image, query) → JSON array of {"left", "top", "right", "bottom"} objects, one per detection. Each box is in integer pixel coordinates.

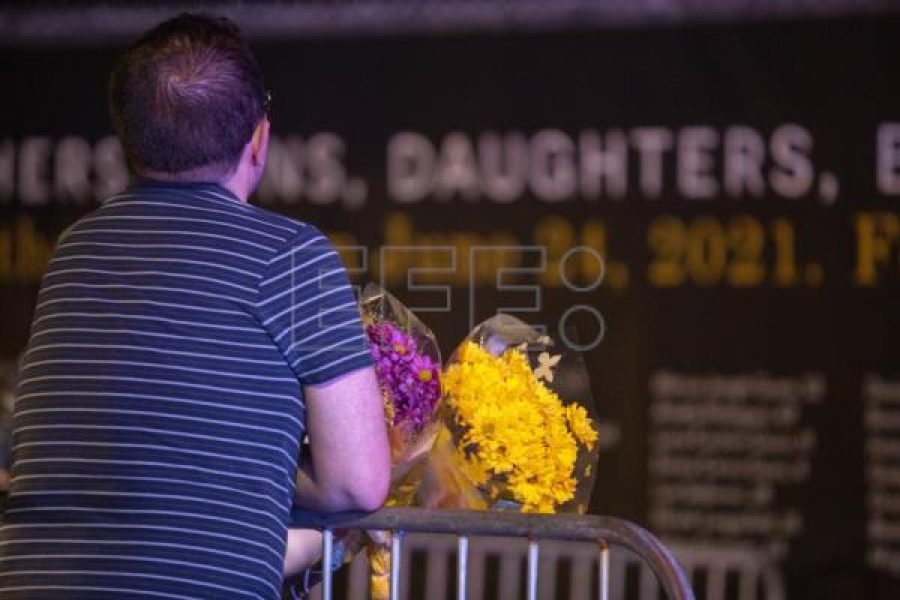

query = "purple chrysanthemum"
[{"left": 367, "top": 322, "right": 441, "bottom": 431}]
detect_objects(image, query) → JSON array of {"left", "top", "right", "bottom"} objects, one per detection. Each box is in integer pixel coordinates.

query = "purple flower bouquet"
[
  {"left": 368, "top": 321, "right": 441, "bottom": 440},
  {"left": 359, "top": 284, "right": 443, "bottom": 599}
]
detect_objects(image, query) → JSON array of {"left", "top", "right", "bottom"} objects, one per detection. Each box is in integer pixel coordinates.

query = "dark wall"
[{"left": 2, "top": 17, "right": 900, "bottom": 598}]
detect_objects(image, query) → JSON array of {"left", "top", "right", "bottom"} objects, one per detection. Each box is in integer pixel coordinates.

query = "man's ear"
[{"left": 250, "top": 119, "right": 270, "bottom": 167}]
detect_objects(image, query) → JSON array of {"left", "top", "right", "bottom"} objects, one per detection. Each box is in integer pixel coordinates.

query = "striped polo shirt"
[{"left": 0, "top": 180, "right": 373, "bottom": 599}]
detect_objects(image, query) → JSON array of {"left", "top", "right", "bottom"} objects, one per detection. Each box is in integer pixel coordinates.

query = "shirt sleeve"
[{"left": 254, "top": 226, "right": 373, "bottom": 385}]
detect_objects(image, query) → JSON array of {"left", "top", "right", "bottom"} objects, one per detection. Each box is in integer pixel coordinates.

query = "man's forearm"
[
  {"left": 293, "top": 455, "right": 332, "bottom": 511},
  {"left": 294, "top": 454, "right": 376, "bottom": 513},
  {"left": 298, "top": 366, "right": 391, "bottom": 512}
]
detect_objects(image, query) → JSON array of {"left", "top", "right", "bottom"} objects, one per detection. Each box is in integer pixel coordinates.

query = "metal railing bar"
[
  {"left": 293, "top": 507, "right": 694, "bottom": 600},
  {"left": 322, "top": 528, "right": 334, "bottom": 600},
  {"left": 390, "top": 531, "right": 403, "bottom": 600},
  {"left": 527, "top": 539, "right": 540, "bottom": 600},
  {"left": 457, "top": 534, "right": 469, "bottom": 600},
  {"left": 599, "top": 541, "right": 610, "bottom": 600}
]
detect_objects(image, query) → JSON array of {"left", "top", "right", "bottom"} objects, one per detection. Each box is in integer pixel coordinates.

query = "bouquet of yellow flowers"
[{"left": 420, "top": 315, "right": 599, "bottom": 515}]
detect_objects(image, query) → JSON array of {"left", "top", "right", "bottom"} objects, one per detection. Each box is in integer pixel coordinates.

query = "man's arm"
[
  {"left": 283, "top": 529, "right": 323, "bottom": 577},
  {"left": 253, "top": 228, "right": 390, "bottom": 510},
  {"left": 295, "top": 366, "right": 390, "bottom": 512}
]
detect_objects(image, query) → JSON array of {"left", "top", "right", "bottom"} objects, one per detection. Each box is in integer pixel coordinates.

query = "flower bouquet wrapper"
[
  {"left": 358, "top": 283, "right": 443, "bottom": 599},
  {"left": 420, "top": 314, "right": 600, "bottom": 515}
]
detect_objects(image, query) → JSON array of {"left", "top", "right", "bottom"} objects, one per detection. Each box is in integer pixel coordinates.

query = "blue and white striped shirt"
[{"left": 0, "top": 180, "right": 373, "bottom": 599}]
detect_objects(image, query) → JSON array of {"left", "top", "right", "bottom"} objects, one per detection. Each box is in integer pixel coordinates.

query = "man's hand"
[
  {"left": 295, "top": 366, "right": 390, "bottom": 512},
  {"left": 283, "top": 529, "right": 323, "bottom": 577}
]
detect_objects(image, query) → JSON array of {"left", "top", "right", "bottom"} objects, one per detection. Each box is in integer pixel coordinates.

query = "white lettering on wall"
[
  {"left": 478, "top": 132, "right": 528, "bottom": 203},
  {"left": 769, "top": 124, "right": 814, "bottom": 199},
  {"left": 55, "top": 136, "right": 93, "bottom": 203},
  {"left": 877, "top": 123, "right": 900, "bottom": 196},
  {"left": 678, "top": 126, "right": 719, "bottom": 199},
  {"left": 19, "top": 137, "right": 52, "bottom": 206},
  {"left": 529, "top": 129, "right": 577, "bottom": 202},
  {"left": 580, "top": 129, "right": 627, "bottom": 200},
  {"left": 630, "top": 127, "right": 673, "bottom": 199},
  {"left": 724, "top": 126, "right": 767, "bottom": 198},
  {"left": 388, "top": 131, "right": 435, "bottom": 204}
]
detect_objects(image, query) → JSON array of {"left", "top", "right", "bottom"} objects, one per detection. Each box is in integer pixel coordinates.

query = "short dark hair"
[{"left": 109, "top": 13, "right": 266, "bottom": 180}]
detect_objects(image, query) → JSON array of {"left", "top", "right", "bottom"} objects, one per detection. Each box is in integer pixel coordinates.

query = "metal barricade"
[{"left": 291, "top": 507, "right": 695, "bottom": 600}]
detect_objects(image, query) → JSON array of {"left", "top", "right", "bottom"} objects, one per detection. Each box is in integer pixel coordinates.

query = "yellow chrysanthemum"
[
  {"left": 382, "top": 391, "right": 395, "bottom": 422},
  {"left": 565, "top": 404, "right": 599, "bottom": 450},
  {"left": 443, "top": 341, "right": 598, "bottom": 513}
]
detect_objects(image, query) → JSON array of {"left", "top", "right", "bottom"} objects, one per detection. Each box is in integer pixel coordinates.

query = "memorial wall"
[{"left": 2, "top": 15, "right": 900, "bottom": 598}]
